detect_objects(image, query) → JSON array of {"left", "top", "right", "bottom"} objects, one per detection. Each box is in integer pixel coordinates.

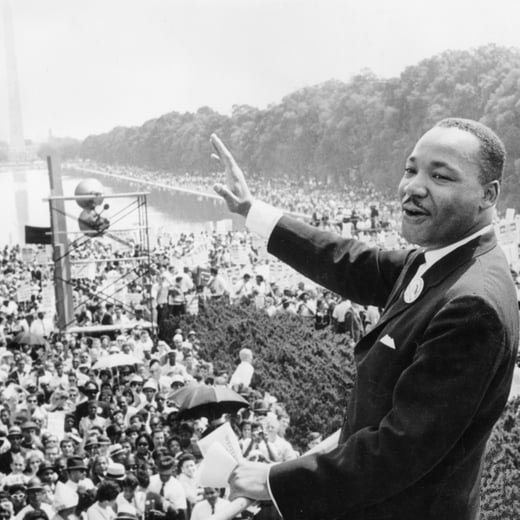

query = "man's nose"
[{"left": 402, "top": 171, "right": 428, "bottom": 198}]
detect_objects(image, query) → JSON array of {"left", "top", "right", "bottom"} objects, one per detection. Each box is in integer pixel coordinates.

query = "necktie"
[
  {"left": 403, "top": 252, "right": 426, "bottom": 303},
  {"left": 385, "top": 251, "right": 426, "bottom": 309},
  {"left": 160, "top": 481, "right": 165, "bottom": 497},
  {"left": 211, "top": 503, "right": 215, "bottom": 514}
]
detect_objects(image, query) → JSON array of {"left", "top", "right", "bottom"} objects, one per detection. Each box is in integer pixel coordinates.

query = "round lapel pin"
[{"left": 404, "top": 276, "right": 424, "bottom": 303}]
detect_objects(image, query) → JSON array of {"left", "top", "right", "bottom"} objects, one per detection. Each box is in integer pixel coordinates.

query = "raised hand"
[{"left": 211, "top": 134, "right": 253, "bottom": 217}]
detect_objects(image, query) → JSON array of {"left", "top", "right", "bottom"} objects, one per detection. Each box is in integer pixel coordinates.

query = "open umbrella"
[
  {"left": 167, "top": 383, "right": 249, "bottom": 420},
  {"left": 92, "top": 353, "right": 142, "bottom": 369},
  {"left": 14, "top": 330, "right": 46, "bottom": 346}
]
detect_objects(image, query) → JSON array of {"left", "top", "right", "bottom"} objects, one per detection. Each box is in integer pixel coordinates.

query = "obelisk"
[{"left": 2, "top": 0, "right": 25, "bottom": 160}]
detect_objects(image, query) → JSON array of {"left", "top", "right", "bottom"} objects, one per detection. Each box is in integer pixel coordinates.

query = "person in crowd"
[
  {"left": 14, "top": 477, "right": 55, "bottom": 520},
  {"left": 90, "top": 455, "right": 109, "bottom": 486},
  {"left": 189, "top": 487, "right": 231, "bottom": 520},
  {"left": 6, "top": 482, "right": 26, "bottom": 515},
  {"left": 229, "top": 348, "right": 254, "bottom": 391},
  {"left": 147, "top": 456, "right": 187, "bottom": 520},
  {"left": 85, "top": 480, "right": 119, "bottom": 520},
  {"left": 176, "top": 453, "right": 203, "bottom": 513},
  {"left": 0, "top": 425, "right": 24, "bottom": 474},
  {"left": 206, "top": 268, "right": 228, "bottom": 301},
  {"left": 115, "top": 473, "right": 140, "bottom": 516}
]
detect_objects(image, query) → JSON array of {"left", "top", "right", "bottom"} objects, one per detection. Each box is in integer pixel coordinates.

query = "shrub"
[{"left": 163, "top": 301, "right": 520, "bottom": 516}]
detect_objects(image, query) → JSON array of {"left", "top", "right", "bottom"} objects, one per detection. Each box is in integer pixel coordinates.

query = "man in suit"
[{"left": 210, "top": 118, "right": 519, "bottom": 520}]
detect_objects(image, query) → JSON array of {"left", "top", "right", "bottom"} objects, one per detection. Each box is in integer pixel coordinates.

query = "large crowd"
[
  {"left": 0, "top": 165, "right": 399, "bottom": 520},
  {"left": 2, "top": 160, "right": 519, "bottom": 520},
  {"left": 0, "top": 253, "right": 303, "bottom": 520},
  {"left": 67, "top": 160, "right": 404, "bottom": 233}
]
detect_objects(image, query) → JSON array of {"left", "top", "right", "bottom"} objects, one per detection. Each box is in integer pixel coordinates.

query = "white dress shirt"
[{"left": 148, "top": 474, "right": 187, "bottom": 511}]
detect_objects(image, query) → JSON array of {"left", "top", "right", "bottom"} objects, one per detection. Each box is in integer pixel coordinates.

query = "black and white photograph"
[{"left": 0, "top": 1, "right": 519, "bottom": 519}]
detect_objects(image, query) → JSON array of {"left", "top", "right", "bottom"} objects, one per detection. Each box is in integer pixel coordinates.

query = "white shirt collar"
[{"left": 419, "top": 224, "right": 493, "bottom": 275}]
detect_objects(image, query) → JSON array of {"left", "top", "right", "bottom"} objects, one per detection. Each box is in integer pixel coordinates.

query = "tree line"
[{"left": 56, "top": 44, "right": 520, "bottom": 210}]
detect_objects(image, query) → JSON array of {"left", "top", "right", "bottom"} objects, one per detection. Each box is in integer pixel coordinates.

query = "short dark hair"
[
  {"left": 435, "top": 118, "right": 506, "bottom": 184},
  {"left": 178, "top": 453, "right": 195, "bottom": 471},
  {"left": 95, "top": 480, "right": 120, "bottom": 502},
  {"left": 22, "top": 511, "right": 49, "bottom": 520},
  {"left": 122, "top": 473, "right": 139, "bottom": 490}
]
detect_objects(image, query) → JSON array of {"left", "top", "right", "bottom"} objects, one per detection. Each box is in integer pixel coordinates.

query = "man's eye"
[
  {"left": 404, "top": 167, "right": 416, "bottom": 175},
  {"left": 432, "top": 173, "right": 449, "bottom": 180}
]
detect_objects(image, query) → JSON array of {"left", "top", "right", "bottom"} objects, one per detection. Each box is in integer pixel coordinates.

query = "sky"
[{"left": 1, "top": 0, "right": 520, "bottom": 143}]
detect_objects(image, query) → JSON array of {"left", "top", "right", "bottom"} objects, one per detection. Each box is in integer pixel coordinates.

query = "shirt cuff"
[
  {"left": 245, "top": 200, "right": 283, "bottom": 240},
  {"left": 267, "top": 464, "right": 283, "bottom": 518}
]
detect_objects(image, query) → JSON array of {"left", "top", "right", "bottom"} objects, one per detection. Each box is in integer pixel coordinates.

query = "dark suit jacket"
[{"left": 267, "top": 216, "right": 519, "bottom": 520}]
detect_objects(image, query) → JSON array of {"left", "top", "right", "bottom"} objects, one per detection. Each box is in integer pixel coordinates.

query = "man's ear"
[{"left": 481, "top": 180, "right": 500, "bottom": 210}]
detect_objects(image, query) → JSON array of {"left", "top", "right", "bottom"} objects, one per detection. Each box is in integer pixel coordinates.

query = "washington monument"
[{"left": 2, "top": 0, "right": 25, "bottom": 160}]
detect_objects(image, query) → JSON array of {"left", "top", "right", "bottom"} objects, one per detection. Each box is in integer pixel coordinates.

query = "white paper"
[
  {"left": 47, "top": 411, "right": 66, "bottom": 440},
  {"left": 197, "top": 422, "right": 242, "bottom": 462},
  {"left": 198, "top": 443, "right": 239, "bottom": 487}
]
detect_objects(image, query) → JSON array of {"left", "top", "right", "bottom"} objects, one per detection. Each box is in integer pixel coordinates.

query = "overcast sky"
[{"left": 1, "top": 0, "right": 520, "bottom": 143}]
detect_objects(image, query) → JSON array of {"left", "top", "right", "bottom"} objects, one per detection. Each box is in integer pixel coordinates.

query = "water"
[{"left": 0, "top": 163, "right": 243, "bottom": 246}]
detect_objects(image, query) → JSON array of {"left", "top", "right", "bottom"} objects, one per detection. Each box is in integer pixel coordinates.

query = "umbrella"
[
  {"left": 92, "top": 353, "right": 142, "bottom": 369},
  {"left": 167, "top": 383, "right": 249, "bottom": 420},
  {"left": 14, "top": 330, "right": 46, "bottom": 346}
]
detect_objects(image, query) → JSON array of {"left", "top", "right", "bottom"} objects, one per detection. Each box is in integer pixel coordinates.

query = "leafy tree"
[{"left": 78, "top": 44, "right": 520, "bottom": 210}]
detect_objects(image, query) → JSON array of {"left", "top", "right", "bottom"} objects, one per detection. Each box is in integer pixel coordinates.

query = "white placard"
[
  {"left": 21, "top": 247, "right": 35, "bottom": 263},
  {"left": 16, "top": 282, "right": 33, "bottom": 302},
  {"left": 47, "top": 411, "right": 65, "bottom": 440}
]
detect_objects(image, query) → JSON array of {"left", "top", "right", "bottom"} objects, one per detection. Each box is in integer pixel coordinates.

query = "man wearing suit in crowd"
[{"left": 210, "top": 118, "right": 519, "bottom": 520}]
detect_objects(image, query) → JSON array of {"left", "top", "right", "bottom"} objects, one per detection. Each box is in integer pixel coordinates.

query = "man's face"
[
  {"left": 398, "top": 127, "right": 490, "bottom": 250},
  {"left": 204, "top": 488, "right": 218, "bottom": 506},
  {"left": 10, "top": 434, "right": 22, "bottom": 449},
  {"left": 181, "top": 459, "right": 196, "bottom": 478},
  {"left": 26, "top": 490, "right": 43, "bottom": 509},
  {"left": 88, "top": 404, "right": 97, "bottom": 418},
  {"left": 61, "top": 441, "right": 74, "bottom": 457},
  {"left": 153, "top": 431, "right": 165, "bottom": 447},
  {"left": 143, "top": 388, "right": 155, "bottom": 401},
  {"left": 26, "top": 395, "right": 37, "bottom": 411},
  {"left": 70, "top": 468, "right": 86, "bottom": 483},
  {"left": 23, "top": 427, "right": 36, "bottom": 441},
  {"left": 40, "top": 468, "right": 55, "bottom": 484}
]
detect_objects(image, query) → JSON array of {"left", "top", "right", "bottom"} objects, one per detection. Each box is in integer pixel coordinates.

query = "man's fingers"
[
  {"left": 214, "top": 183, "right": 238, "bottom": 206},
  {"left": 210, "top": 133, "right": 232, "bottom": 162},
  {"left": 211, "top": 133, "right": 243, "bottom": 174}
]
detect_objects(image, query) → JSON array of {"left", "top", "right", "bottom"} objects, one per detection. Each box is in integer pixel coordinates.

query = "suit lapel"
[{"left": 375, "top": 231, "right": 497, "bottom": 330}]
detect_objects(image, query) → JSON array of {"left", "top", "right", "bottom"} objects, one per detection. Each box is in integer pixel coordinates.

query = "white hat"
[
  {"left": 143, "top": 379, "right": 158, "bottom": 391},
  {"left": 106, "top": 462, "right": 126, "bottom": 481}
]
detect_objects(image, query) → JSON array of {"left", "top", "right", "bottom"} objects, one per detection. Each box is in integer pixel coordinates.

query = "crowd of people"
[
  {"left": 0, "top": 218, "right": 345, "bottom": 520},
  {"left": 0, "top": 299, "right": 307, "bottom": 520},
  {"left": 68, "top": 160, "right": 403, "bottom": 234},
  {"left": 1, "top": 154, "right": 518, "bottom": 520}
]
